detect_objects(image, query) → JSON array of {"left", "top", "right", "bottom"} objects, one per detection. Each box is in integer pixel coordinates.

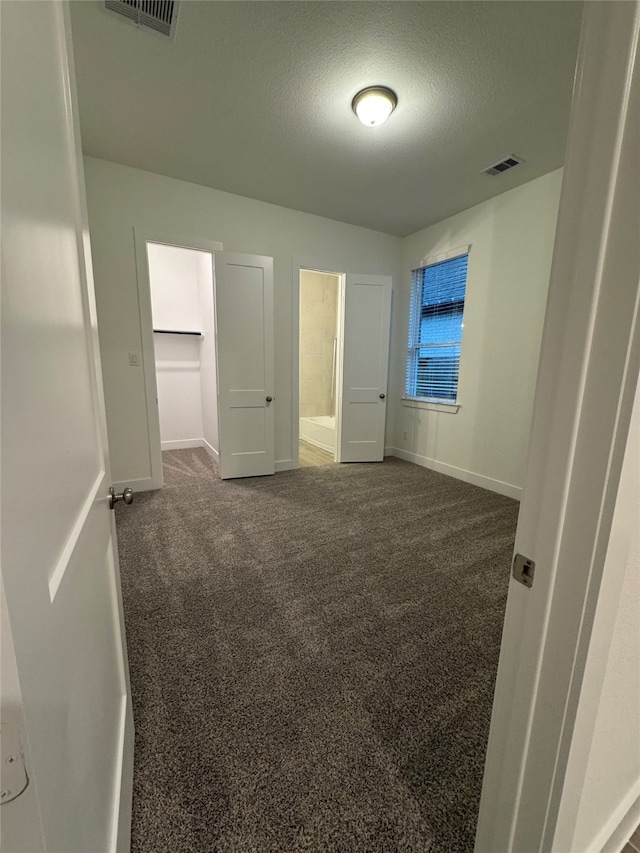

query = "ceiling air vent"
[
  {"left": 104, "top": 0, "right": 179, "bottom": 38},
  {"left": 483, "top": 155, "right": 523, "bottom": 176}
]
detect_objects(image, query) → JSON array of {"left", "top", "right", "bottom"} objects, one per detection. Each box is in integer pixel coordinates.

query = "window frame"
[{"left": 404, "top": 245, "right": 470, "bottom": 408}]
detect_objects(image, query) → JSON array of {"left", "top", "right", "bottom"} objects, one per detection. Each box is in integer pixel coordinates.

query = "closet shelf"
[{"left": 153, "top": 329, "right": 203, "bottom": 337}]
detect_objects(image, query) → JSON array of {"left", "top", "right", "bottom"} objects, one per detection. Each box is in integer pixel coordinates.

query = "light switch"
[{"left": 129, "top": 352, "right": 140, "bottom": 366}]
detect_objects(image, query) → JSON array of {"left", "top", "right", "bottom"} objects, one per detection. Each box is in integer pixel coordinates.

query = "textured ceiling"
[{"left": 70, "top": 1, "right": 583, "bottom": 237}]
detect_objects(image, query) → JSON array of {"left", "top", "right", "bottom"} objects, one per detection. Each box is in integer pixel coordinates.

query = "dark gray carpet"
[{"left": 116, "top": 448, "right": 518, "bottom": 853}]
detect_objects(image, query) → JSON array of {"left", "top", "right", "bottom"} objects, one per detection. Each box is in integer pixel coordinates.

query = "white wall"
[
  {"left": 85, "top": 156, "right": 400, "bottom": 486},
  {"left": 387, "top": 169, "right": 563, "bottom": 498},
  {"left": 564, "top": 373, "right": 640, "bottom": 853},
  {"left": 87, "top": 156, "right": 562, "bottom": 493},
  {"left": 299, "top": 270, "right": 339, "bottom": 419},
  {"left": 148, "top": 243, "right": 205, "bottom": 448},
  {"left": 148, "top": 243, "right": 202, "bottom": 332}
]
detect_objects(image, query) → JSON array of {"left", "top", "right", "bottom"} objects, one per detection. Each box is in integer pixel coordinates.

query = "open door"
[
  {"left": 1, "top": 3, "right": 133, "bottom": 851},
  {"left": 215, "top": 252, "right": 275, "bottom": 479},
  {"left": 475, "top": 3, "right": 640, "bottom": 851},
  {"left": 340, "top": 274, "right": 392, "bottom": 462}
]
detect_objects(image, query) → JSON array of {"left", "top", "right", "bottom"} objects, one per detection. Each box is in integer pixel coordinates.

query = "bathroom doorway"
[{"left": 298, "top": 268, "right": 344, "bottom": 467}]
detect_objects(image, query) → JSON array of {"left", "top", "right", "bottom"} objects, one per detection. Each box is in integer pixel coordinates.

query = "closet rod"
[{"left": 153, "top": 329, "right": 202, "bottom": 336}]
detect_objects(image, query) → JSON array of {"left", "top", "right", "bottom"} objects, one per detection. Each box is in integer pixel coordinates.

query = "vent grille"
[
  {"left": 104, "top": 0, "right": 178, "bottom": 37},
  {"left": 483, "top": 155, "right": 523, "bottom": 176}
]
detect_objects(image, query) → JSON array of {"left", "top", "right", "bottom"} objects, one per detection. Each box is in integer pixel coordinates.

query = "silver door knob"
[
  {"left": 266, "top": 395, "right": 273, "bottom": 402},
  {"left": 379, "top": 393, "right": 386, "bottom": 399},
  {"left": 109, "top": 486, "right": 134, "bottom": 510}
]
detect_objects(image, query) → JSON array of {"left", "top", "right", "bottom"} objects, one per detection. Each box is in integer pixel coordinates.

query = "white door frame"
[
  {"left": 293, "top": 259, "right": 346, "bottom": 465},
  {"left": 476, "top": 3, "right": 640, "bottom": 851},
  {"left": 132, "top": 230, "right": 223, "bottom": 489}
]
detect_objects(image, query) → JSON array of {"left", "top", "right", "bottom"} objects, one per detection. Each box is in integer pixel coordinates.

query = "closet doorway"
[
  {"left": 135, "top": 233, "right": 275, "bottom": 486},
  {"left": 298, "top": 269, "right": 344, "bottom": 467},
  {"left": 147, "top": 242, "right": 219, "bottom": 465}
]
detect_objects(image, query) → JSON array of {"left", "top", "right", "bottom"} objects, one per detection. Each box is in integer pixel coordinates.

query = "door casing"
[
  {"left": 133, "top": 230, "right": 223, "bottom": 489},
  {"left": 475, "top": 3, "right": 640, "bottom": 850}
]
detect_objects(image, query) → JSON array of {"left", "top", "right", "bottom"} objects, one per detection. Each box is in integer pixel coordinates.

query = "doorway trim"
[
  {"left": 132, "top": 229, "right": 223, "bottom": 490},
  {"left": 475, "top": 3, "right": 640, "bottom": 851},
  {"left": 293, "top": 258, "right": 346, "bottom": 468}
]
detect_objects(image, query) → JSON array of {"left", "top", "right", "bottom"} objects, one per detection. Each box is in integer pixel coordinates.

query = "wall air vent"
[
  {"left": 104, "top": 0, "right": 179, "bottom": 38},
  {"left": 483, "top": 155, "right": 523, "bottom": 176}
]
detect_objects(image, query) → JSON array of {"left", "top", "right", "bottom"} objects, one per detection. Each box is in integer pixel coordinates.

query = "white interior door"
[
  {"left": 215, "top": 251, "right": 275, "bottom": 479},
  {"left": 1, "top": 3, "right": 133, "bottom": 852},
  {"left": 340, "top": 274, "right": 392, "bottom": 462}
]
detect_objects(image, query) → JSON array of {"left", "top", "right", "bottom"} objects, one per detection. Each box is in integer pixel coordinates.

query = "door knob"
[
  {"left": 379, "top": 393, "right": 386, "bottom": 399},
  {"left": 266, "top": 395, "right": 273, "bottom": 402},
  {"left": 109, "top": 486, "right": 134, "bottom": 510}
]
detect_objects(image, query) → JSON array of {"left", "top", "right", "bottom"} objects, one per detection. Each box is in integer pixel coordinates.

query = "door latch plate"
[{"left": 513, "top": 553, "right": 535, "bottom": 588}]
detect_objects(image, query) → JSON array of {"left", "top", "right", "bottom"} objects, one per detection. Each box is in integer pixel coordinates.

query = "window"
[{"left": 405, "top": 251, "right": 469, "bottom": 403}]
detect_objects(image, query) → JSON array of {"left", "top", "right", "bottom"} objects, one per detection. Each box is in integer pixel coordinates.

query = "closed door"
[
  {"left": 1, "top": 3, "right": 133, "bottom": 851},
  {"left": 340, "top": 274, "right": 393, "bottom": 462},
  {"left": 215, "top": 252, "right": 275, "bottom": 479}
]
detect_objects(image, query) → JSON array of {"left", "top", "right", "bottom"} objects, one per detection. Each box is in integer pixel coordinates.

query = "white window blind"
[{"left": 405, "top": 253, "right": 469, "bottom": 402}]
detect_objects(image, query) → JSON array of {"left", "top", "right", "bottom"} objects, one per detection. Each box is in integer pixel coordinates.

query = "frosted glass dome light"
[{"left": 352, "top": 86, "right": 398, "bottom": 127}]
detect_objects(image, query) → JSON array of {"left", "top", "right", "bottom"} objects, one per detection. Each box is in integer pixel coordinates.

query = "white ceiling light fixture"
[{"left": 352, "top": 86, "right": 398, "bottom": 127}]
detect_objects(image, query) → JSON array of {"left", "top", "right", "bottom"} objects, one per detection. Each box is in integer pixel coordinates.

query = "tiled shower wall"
[{"left": 299, "top": 271, "right": 339, "bottom": 419}]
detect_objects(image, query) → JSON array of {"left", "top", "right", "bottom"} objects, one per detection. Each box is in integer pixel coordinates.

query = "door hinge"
[{"left": 513, "top": 553, "right": 535, "bottom": 588}]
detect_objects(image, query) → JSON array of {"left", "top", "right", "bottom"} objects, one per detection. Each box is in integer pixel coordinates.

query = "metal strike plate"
[{"left": 513, "top": 553, "right": 535, "bottom": 588}]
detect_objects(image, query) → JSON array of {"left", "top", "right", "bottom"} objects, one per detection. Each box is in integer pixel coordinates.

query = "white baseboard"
[
  {"left": 161, "top": 438, "right": 203, "bottom": 451},
  {"left": 595, "top": 784, "right": 640, "bottom": 853},
  {"left": 300, "top": 436, "right": 335, "bottom": 454},
  {"left": 275, "top": 459, "right": 296, "bottom": 472},
  {"left": 384, "top": 446, "right": 522, "bottom": 500},
  {"left": 112, "top": 476, "right": 158, "bottom": 493},
  {"left": 202, "top": 438, "right": 219, "bottom": 460}
]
